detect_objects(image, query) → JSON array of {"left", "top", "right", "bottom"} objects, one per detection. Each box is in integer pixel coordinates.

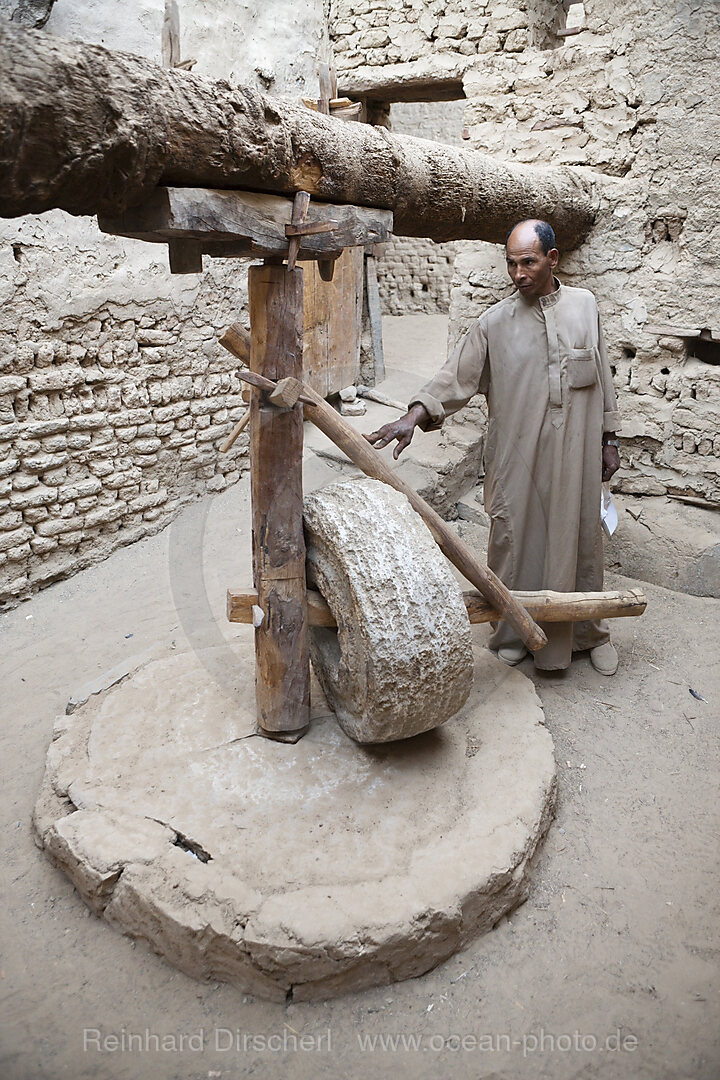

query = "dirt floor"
[{"left": 1, "top": 317, "right": 719, "bottom": 1080}]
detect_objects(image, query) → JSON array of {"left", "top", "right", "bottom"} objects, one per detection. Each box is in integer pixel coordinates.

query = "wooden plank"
[
  {"left": 228, "top": 587, "right": 648, "bottom": 626},
  {"left": 302, "top": 246, "right": 363, "bottom": 398},
  {"left": 286, "top": 190, "right": 311, "bottom": 273},
  {"left": 364, "top": 252, "right": 385, "bottom": 383},
  {"left": 218, "top": 409, "right": 250, "bottom": 454},
  {"left": 317, "top": 62, "right": 332, "bottom": 114},
  {"left": 644, "top": 323, "right": 702, "bottom": 338},
  {"left": 248, "top": 264, "right": 310, "bottom": 739},
  {"left": 98, "top": 187, "right": 393, "bottom": 258},
  {"left": 218, "top": 323, "right": 251, "bottom": 364}
]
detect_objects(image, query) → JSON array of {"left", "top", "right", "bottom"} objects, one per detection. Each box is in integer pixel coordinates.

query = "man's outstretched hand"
[{"left": 363, "top": 402, "right": 430, "bottom": 460}]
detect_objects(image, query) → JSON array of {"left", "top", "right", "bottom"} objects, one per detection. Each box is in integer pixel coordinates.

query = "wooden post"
[
  {"left": 248, "top": 263, "right": 310, "bottom": 740},
  {"left": 364, "top": 249, "right": 385, "bottom": 383}
]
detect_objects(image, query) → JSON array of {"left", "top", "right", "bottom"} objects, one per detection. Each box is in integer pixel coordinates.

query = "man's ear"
[{"left": 548, "top": 247, "right": 560, "bottom": 270}]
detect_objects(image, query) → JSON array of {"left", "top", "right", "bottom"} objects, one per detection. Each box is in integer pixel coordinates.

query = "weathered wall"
[
  {"left": 375, "top": 101, "right": 464, "bottom": 315},
  {"left": 0, "top": 1, "right": 330, "bottom": 606},
  {"left": 332, "top": 0, "right": 720, "bottom": 507}
]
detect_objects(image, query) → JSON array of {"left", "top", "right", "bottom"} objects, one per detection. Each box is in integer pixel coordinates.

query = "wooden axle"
[
  {"left": 228, "top": 587, "right": 648, "bottom": 628},
  {"left": 236, "top": 368, "right": 316, "bottom": 407}
]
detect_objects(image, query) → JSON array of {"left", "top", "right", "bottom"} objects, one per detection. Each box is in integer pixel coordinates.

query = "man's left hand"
[{"left": 602, "top": 444, "right": 620, "bottom": 482}]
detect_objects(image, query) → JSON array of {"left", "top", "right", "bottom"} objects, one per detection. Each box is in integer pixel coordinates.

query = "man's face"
[{"left": 505, "top": 227, "right": 559, "bottom": 299}]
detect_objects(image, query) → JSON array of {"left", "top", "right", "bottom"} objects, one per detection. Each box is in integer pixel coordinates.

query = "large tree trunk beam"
[
  {"left": 0, "top": 21, "right": 596, "bottom": 246},
  {"left": 227, "top": 587, "right": 648, "bottom": 627}
]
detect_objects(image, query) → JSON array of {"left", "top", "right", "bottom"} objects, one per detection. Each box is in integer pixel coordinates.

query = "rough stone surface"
[
  {"left": 33, "top": 637, "right": 557, "bottom": 1001},
  {"left": 304, "top": 479, "right": 473, "bottom": 742},
  {"left": 0, "top": 0, "right": 55, "bottom": 27},
  {"left": 605, "top": 494, "right": 720, "bottom": 599}
]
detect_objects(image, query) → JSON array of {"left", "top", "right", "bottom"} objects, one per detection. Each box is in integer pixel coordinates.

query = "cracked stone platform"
[{"left": 33, "top": 637, "right": 557, "bottom": 1001}]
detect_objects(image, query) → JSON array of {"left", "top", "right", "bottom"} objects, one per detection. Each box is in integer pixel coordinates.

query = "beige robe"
[{"left": 412, "top": 282, "right": 621, "bottom": 670}]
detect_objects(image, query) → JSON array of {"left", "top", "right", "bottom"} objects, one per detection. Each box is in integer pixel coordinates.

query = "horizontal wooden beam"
[
  {"left": 228, "top": 587, "right": 647, "bottom": 627},
  {"left": 99, "top": 187, "right": 393, "bottom": 260}
]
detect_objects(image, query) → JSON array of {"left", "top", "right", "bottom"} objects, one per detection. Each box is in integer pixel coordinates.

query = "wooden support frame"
[{"left": 99, "top": 187, "right": 393, "bottom": 274}]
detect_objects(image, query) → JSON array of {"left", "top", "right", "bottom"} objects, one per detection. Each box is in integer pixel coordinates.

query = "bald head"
[
  {"left": 506, "top": 219, "right": 557, "bottom": 254},
  {"left": 505, "top": 219, "right": 559, "bottom": 300}
]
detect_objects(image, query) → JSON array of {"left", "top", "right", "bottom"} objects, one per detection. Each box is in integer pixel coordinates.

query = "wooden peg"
[
  {"left": 229, "top": 365, "right": 316, "bottom": 406},
  {"left": 284, "top": 219, "right": 339, "bottom": 237},
  {"left": 268, "top": 376, "right": 302, "bottom": 409},
  {"left": 218, "top": 323, "right": 251, "bottom": 364},
  {"left": 287, "top": 191, "right": 311, "bottom": 272}
]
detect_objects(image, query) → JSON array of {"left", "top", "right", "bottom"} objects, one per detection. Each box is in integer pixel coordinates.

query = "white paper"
[{"left": 601, "top": 484, "right": 618, "bottom": 538}]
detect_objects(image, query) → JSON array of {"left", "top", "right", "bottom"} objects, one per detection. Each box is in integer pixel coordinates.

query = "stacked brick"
[
  {"left": 331, "top": 0, "right": 533, "bottom": 71},
  {"left": 0, "top": 316, "right": 248, "bottom": 606},
  {"left": 375, "top": 237, "right": 457, "bottom": 315},
  {"left": 375, "top": 101, "right": 465, "bottom": 315}
]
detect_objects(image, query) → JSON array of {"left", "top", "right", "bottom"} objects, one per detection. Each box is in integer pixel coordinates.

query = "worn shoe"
[
  {"left": 590, "top": 641, "right": 618, "bottom": 676},
  {"left": 497, "top": 644, "right": 528, "bottom": 666}
]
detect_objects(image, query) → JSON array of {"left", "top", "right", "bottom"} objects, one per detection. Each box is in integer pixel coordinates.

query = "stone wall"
[
  {"left": 330, "top": 0, "right": 531, "bottom": 81},
  {"left": 0, "top": 0, "right": 330, "bottom": 607},
  {"left": 332, "top": 0, "right": 720, "bottom": 507},
  {"left": 450, "top": 0, "right": 720, "bottom": 506}
]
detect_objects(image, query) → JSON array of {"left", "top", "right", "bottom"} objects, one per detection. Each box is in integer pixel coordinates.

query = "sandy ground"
[{"left": 1, "top": 316, "right": 719, "bottom": 1080}]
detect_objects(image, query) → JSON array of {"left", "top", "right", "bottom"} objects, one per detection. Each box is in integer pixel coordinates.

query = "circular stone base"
[{"left": 34, "top": 638, "right": 556, "bottom": 1002}]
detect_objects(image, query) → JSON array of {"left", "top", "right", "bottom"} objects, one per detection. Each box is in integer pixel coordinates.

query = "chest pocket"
[{"left": 566, "top": 348, "right": 597, "bottom": 389}]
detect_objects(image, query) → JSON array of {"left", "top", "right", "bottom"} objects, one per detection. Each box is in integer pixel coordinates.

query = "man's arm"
[
  {"left": 596, "top": 308, "right": 621, "bottom": 483},
  {"left": 364, "top": 318, "right": 490, "bottom": 458},
  {"left": 602, "top": 432, "right": 620, "bottom": 482}
]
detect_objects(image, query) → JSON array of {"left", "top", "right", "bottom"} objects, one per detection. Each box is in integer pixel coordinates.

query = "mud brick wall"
[{"left": 0, "top": 300, "right": 248, "bottom": 605}]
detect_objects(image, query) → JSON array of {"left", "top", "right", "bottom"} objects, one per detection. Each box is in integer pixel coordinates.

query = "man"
[{"left": 365, "top": 219, "right": 621, "bottom": 675}]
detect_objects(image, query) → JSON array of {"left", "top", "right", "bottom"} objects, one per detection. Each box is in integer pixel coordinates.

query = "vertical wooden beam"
[
  {"left": 364, "top": 249, "right": 385, "bottom": 382},
  {"left": 249, "top": 262, "right": 310, "bottom": 741}
]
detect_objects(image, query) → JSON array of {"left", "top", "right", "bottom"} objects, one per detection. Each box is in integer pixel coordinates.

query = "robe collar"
[{"left": 537, "top": 278, "right": 562, "bottom": 310}]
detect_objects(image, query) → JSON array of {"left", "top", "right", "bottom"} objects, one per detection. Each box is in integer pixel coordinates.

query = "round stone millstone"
[
  {"left": 33, "top": 638, "right": 556, "bottom": 1002},
  {"left": 303, "top": 478, "right": 474, "bottom": 743}
]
